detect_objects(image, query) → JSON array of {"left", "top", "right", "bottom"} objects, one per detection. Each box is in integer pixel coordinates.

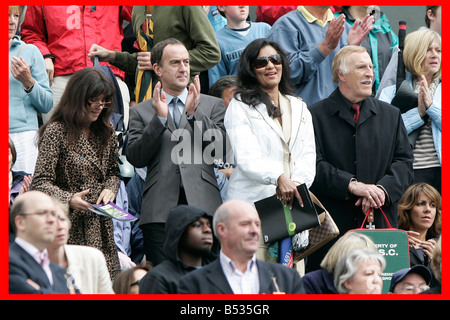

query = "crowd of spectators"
[{"left": 9, "top": 5, "right": 441, "bottom": 295}]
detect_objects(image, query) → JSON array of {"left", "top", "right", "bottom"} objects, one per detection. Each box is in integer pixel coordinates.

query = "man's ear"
[
  {"left": 14, "top": 215, "right": 26, "bottom": 234},
  {"left": 153, "top": 63, "right": 162, "bottom": 77},
  {"left": 337, "top": 69, "right": 346, "bottom": 83},
  {"left": 216, "top": 222, "right": 226, "bottom": 239}
]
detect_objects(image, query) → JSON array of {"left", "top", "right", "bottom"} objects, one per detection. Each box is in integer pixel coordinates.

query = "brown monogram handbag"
[{"left": 293, "top": 192, "right": 339, "bottom": 262}]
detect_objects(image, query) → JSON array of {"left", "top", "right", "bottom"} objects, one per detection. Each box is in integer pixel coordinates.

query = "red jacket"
[{"left": 21, "top": 6, "right": 132, "bottom": 80}]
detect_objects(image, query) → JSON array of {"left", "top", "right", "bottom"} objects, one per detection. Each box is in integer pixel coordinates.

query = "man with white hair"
[{"left": 307, "top": 45, "right": 413, "bottom": 272}]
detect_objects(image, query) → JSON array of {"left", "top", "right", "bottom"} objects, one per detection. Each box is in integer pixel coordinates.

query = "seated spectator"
[
  {"left": 48, "top": 199, "right": 114, "bottom": 294},
  {"left": 421, "top": 236, "right": 441, "bottom": 294},
  {"left": 139, "top": 205, "right": 218, "bottom": 294},
  {"left": 397, "top": 183, "right": 441, "bottom": 281},
  {"left": 9, "top": 137, "right": 31, "bottom": 206},
  {"left": 388, "top": 265, "right": 432, "bottom": 294},
  {"left": 112, "top": 265, "right": 150, "bottom": 294},
  {"left": 302, "top": 231, "right": 376, "bottom": 294},
  {"left": 334, "top": 248, "right": 385, "bottom": 294},
  {"left": 177, "top": 200, "right": 305, "bottom": 294},
  {"left": 9, "top": 191, "right": 80, "bottom": 294}
]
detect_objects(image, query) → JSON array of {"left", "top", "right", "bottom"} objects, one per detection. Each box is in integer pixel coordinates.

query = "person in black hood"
[{"left": 139, "top": 205, "right": 219, "bottom": 294}]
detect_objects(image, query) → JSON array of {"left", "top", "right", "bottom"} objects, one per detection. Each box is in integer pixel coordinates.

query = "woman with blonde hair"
[
  {"left": 398, "top": 182, "right": 441, "bottom": 273},
  {"left": 379, "top": 29, "right": 441, "bottom": 193},
  {"left": 302, "top": 231, "right": 376, "bottom": 294}
]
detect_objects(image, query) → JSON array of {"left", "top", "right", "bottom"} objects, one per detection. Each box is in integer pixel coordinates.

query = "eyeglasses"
[
  {"left": 87, "top": 99, "right": 112, "bottom": 109},
  {"left": 252, "top": 54, "right": 282, "bottom": 69},
  {"left": 400, "top": 285, "right": 430, "bottom": 293},
  {"left": 19, "top": 210, "right": 58, "bottom": 220}
]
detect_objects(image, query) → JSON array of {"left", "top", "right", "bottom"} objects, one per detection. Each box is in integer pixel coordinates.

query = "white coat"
[{"left": 224, "top": 94, "right": 316, "bottom": 204}]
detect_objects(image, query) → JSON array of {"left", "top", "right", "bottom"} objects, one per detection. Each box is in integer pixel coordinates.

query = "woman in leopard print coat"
[{"left": 33, "top": 68, "right": 121, "bottom": 280}]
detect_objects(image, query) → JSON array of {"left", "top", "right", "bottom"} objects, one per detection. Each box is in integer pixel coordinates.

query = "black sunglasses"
[{"left": 252, "top": 54, "right": 282, "bottom": 69}]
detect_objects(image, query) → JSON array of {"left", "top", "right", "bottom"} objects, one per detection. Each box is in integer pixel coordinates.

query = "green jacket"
[{"left": 113, "top": 6, "right": 220, "bottom": 84}]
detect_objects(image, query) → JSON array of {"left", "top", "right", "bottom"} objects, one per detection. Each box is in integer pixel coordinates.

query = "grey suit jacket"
[
  {"left": 177, "top": 258, "right": 305, "bottom": 294},
  {"left": 126, "top": 93, "right": 227, "bottom": 224}
]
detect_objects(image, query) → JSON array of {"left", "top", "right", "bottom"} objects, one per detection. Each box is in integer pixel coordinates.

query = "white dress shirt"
[{"left": 220, "top": 250, "right": 259, "bottom": 294}]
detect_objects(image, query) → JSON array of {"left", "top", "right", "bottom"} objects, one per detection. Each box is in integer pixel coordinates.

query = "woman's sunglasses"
[{"left": 252, "top": 54, "right": 282, "bottom": 69}]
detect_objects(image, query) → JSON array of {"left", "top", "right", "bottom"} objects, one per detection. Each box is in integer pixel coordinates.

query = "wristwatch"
[{"left": 24, "top": 84, "right": 34, "bottom": 93}]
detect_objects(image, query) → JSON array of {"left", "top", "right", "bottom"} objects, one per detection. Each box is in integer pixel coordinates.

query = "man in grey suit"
[
  {"left": 126, "top": 38, "right": 227, "bottom": 266},
  {"left": 178, "top": 200, "right": 305, "bottom": 294}
]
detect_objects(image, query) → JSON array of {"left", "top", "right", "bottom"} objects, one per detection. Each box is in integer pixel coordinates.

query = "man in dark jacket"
[
  {"left": 139, "top": 205, "right": 218, "bottom": 294},
  {"left": 307, "top": 45, "right": 413, "bottom": 272}
]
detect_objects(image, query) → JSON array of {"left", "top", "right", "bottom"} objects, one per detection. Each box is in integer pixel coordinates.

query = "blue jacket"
[
  {"left": 378, "top": 73, "right": 441, "bottom": 164},
  {"left": 9, "top": 36, "right": 53, "bottom": 133},
  {"left": 268, "top": 8, "right": 350, "bottom": 106}
]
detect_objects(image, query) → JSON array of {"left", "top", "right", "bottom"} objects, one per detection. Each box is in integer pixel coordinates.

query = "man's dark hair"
[
  {"left": 151, "top": 38, "right": 184, "bottom": 66},
  {"left": 208, "top": 75, "right": 238, "bottom": 99}
]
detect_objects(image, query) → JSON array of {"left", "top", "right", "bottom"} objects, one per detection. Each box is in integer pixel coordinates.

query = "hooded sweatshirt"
[{"left": 139, "top": 205, "right": 219, "bottom": 294}]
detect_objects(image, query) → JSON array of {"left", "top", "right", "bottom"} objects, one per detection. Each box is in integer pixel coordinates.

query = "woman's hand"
[
  {"left": 69, "top": 189, "right": 91, "bottom": 211},
  {"left": 97, "top": 188, "right": 116, "bottom": 205},
  {"left": 275, "top": 174, "right": 303, "bottom": 209},
  {"left": 10, "top": 56, "right": 35, "bottom": 89},
  {"left": 418, "top": 75, "right": 432, "bottom": 117},
  {"left": 407, "top": 230, "right": 436, "bottom": 259}
]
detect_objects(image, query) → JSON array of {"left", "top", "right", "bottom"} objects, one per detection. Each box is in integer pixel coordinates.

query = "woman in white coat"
[{"left": 224, "top": 38, "right": 316, "bottom": 263}]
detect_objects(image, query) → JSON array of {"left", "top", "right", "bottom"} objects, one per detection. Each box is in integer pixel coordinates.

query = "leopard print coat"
[{"left": 32, "top": 121, "right": 121, "bottom": 279}]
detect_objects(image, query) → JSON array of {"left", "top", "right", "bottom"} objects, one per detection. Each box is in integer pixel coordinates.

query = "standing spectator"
[
  {"left": 335, "top": 6, "right": 398, "bottom": 93},
  {"left": 91, "top": 6, "right": 221, "bottom": 97},
  {"left": 125, "top": 39, "right": 226, "bottom": 267},
  {"left": 139, "top": 205, "right": 218, "bottom": 294},
  {"left": 224, "top": 38, "right": 316, "bottom": 264},
  {"left": 9, "top": 5, "right": 53, "bottom": 175},
  {"left": 208, "top": 6, "right": 271, "bottom": 87},
  {"left": 267, "top": 6, "right": 374, "bottom": 105},
  {"left": 21, "top": 5, "right": 132, "bottom": 125},
  {"left": 397, "top": 183, "right": 441, "bottom": 283},
  {"left": 177, "top": 200, "right": 305, "bottom": 294},
  {"left": 308, "top": 45, "right": 413, "bottom": 272},
  {"left": 302, "top": 231, "right": 376, "bottom": 294},
  {"left": 9, "top": 191, "right": 79, "bottom": 294},
  {"left": 379, "top": 29, "right": 441, "bottom": 193},
  {"left": 48, "top": 199, "right": 114, "bottom": 294},
  {"left": 32, "top": 68, "right": 122, "bottom": 279},
  {"left": 334, "top": 248, "right": 385, "bottom": 294}
]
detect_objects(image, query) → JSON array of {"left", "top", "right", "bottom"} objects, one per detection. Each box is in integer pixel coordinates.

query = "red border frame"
[{"left": 2, "top": 1, "right": 447, "bottom": 302}]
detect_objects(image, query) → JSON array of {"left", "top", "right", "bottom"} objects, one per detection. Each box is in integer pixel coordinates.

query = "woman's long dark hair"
[
  {"left": 235, "top": 38, "right": 295, "bottom": 118},
  {"left": 38, "top": 68, "right": 115, "bottom": 150}
]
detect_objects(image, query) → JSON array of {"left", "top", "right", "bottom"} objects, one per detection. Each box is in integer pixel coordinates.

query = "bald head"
[
  {"left": 213, "top": 200, "right": 261, "bottom": 262},
  {"left": 11, "top": 191, "right": 57, "bottom": 251}
]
